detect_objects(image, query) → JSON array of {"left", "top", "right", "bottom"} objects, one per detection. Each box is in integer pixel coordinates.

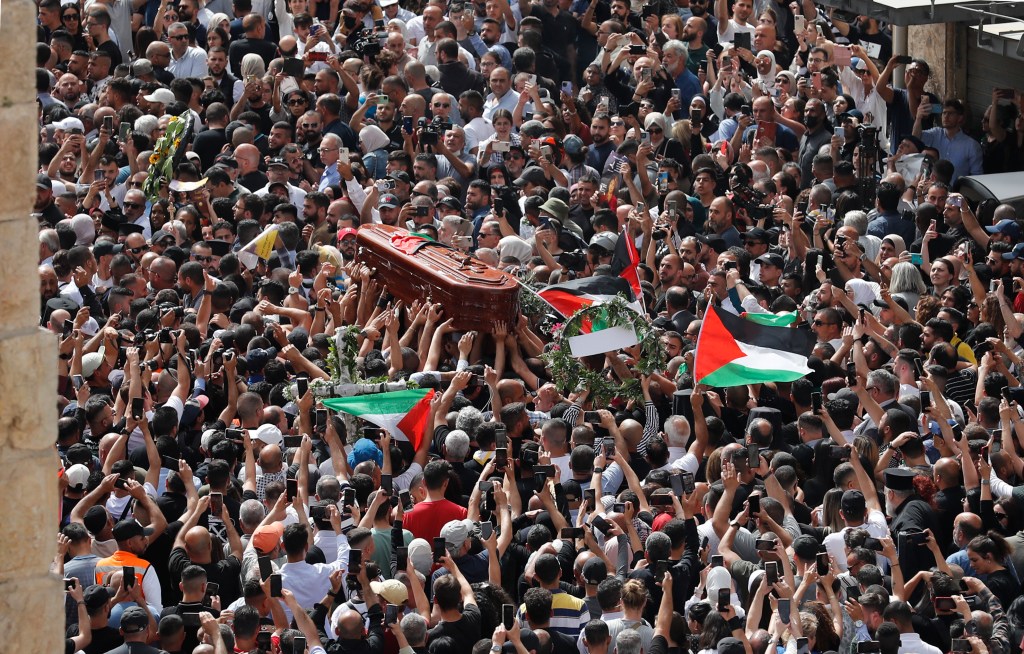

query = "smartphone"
[
  {"left": 296, "top": 377, "right": 308, "bottom": 398},
  {"left": 948, "top": 195, "right": 962, "bottom": 208},
  {"left": 495, "top": 424, "right": 508, "bottom": 449},
  {"left": 258, "top": 556, "right": 273, "bottom": 581},
  {"left": 711, "top": 554, "right": 724, "bottom": 568},
  {"left": 755, "top": 538, "right": 774, "bottom": 551},
  {"left": 561, "top": 81, "right": 573, "bottom": 95},
  {"left": 64, "top": 578, "right": 76, "bottom": 590},
  {"left": 717, "top": 587, "right": 730, "bottom": 611},
  {"left": 114, "top": 477, "right": 129, "bottom": 490},
  {"left": 381, "top": 474, "right": 393, "bottom": 495},
  {"left": 857, "top": 642, "right": 881, "bottom": 653},
  {"left": 433, "top": 537, "right": 447, "bottom": 562},
  {"left": 584, "top": 489, "right": 596, "bottom": 506},
  {"left": 951, "top": 639, "right": 971, "bottom": 653},
  {"left": 182, "top": 612, "right": 201, "bottom": 627},
  {"left": 811, "top": 392, "right": 822, "bottom": 414},
  {"left": 583, "top": 411, "right": 602, "bottom": 423},
  {"left": 749, "top": 494, "right": 760, "bottom": 515},
  {"left": 921, "top": 390, "right": 931, "bottom": 410},
  {"left": 931, "top": 103, "right": 943, "bottom": 115},
  {"left": 797, "top": 637, "right": 809, "bottom": 654},
  {"left": 384, "top": 604, "right": 399, "bottom": 626},
  {"left": 629, "top": 44, "right": 646, "bottom": 55},
  {"left": 119, "top": 122, "right": 131, "bottom": 142},
  {"left": 561, "top": 527, "right": 585, "bottom": 539},
  {"left": 309, "top": 505, "right": 328, "bottom": 520},
  {"left": 847, "top": 584, "right": 862, "bottom": 601},
  {"left": 293, "top": 635, "right": 307, "bottom": 654},
  {"left": 682, "top": 472, "right": 696, "bottom": 494},
  {"left": 747, "top": 443, "right": 759, "bottom": 468},
  {"left": 269, "top": 573, "right": 282, "bottom": 597},
  {"left": 613, "top": 502, "right": 626, "bottom": 513},
  {"left": 603, "top": 438, "right": 615, "bottom": 458},
  {"left": 315, "top": 409, "right": 327, "bottom": 429},
  {"left": 123, "top": 566, "right": 135, "bottom": 588},
  {"left": 203, "top": 582, "right": 219, "bottom": 604},
  {"left": 286, "top": 478, "right": 298, "bottom": 502},
  {"left": 71, "top": 374, "right": 84, "bottom": 390},
  {"left": 343, "top": 487, "right": 356, "bottom": 508},
  {"left": 914, "top": 357, "right": 924, "bottom": 377},
  {"left": 591, "top": 515, "right": 612, "bottom": 536},
  {"left": 63, "top": 319, "right": 74, "bottom": 338},
  {"left": 209, "top": 492, "right": 223, "bottom": 516},
  {"left": 502, "top": 604, "right": 515, "bottom": 629},
  {"left": 103, "top": 115, "right": 114, "bottom": 133},
  {"left": 816, "top": 552, "right": 830, "bottom": 576},
  {"left": 226, "top": 427, "right": 243, "bottom": 442},
  {"left": 778, "top": 598, "right": 791, "bottom": 624},
  {"left": 478, "top": 521, "right": 494, "bottom": 540},
  {"left": 396, "top": 546, "right": 408, "bottom": 571},
  {"left": 348, "top": 548, "right": 362, "bottom": 573},
  {"left": 257, "top": 632, "right": 272, "bottom": 649},
  {"left": 766, "top": 560, "right": 779, "bottom": 584},
  {"left": 283, "top": 435, "right": 303, "bottom": 448},
  {"left": 670, "top": 474, "right": 685, "bottom": 496}
]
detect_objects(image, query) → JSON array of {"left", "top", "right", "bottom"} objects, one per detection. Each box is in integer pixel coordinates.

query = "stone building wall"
[{"left": 0, "top": 0, "right": 63, "bottom": 652}]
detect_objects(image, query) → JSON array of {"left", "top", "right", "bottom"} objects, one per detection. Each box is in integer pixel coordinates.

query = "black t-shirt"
[
  {"left": 427, "top": 602, "right": 482, "bottom": 652},
  {"left": 96, "top": 40, "right": 123, "bottom": 68},
  {"left": 66, "top": 624, "right": 122, "bottom": 654},
  {"left": 192, "top": 128, "right": 228, "bottom": 172},
  {"left": 237, "top": 170, "right": 269, "bottom": 193}
]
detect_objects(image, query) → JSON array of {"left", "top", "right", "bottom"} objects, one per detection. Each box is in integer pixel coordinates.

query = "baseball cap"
[
  {"left": 214, "top": 154, "right": 238, "bottom": 168},
  {"left": 84, "top": 585, "right": 112, "bottom": 612},
  {"left": 252, "top": 522, "right": 284, "bottom": 553},
  {"left": 438, "top": 196, "right": 464, "bottom": 212},
  {"left": 588, "top": 232, "right": 618, "bottom": 252},
  {"left": 337, "top": 227, "right": 358, "bottom": 241},
  {"left": 151, "top": 229, "right": 174, "bottom": 246},
  {"left": 850, "top": 57, "right": 868, "bottom": 72},
  {"left": 83, "top": 505, "right": 109, "bottom": 535},
  {"left": 267, "top": 156, "right": 289, "bottom": 169},
  {"left": 837, "top": 109, "right": 864, "bottom": 122},
  {"left": 120, "top": 606, "right": 150, "bottom": 633},
  {"left": 581, "top": 557, "right": 608, "bottom": 584},
  {"left": 370, "top": 579, "right": 409, "bottom": 604},
  {"left": 440, "top": 519, "right": 475, "bottom": 553},
  {"left": 563, "top": 134, "right": 584, "bottom": 155},
  {"left": 252, "top": 424, "right": 283, "bottom": 447},
  {"left": 112, "top": 518, "right": 154, "bottom": 541},
  {"left": 37, "top": 173, "right": 53, "bottom": 190},
  {"left": 872, "top": 294, "right": 909, "bottom": 312},
  {"left": 519, "top": 120, "right": 546, "bottom": 138},
  {"left": 387, "top": 170, "right": 411, "bottom": 184},
  {"left": 347, "top": 437, "right": 383, "bottom": 468},
  {"left": 513, "top": 166, "right": 548, "bottom": 187},
  {"left": 742, "top": 227, "right": 770, "bottom": 243},
  {"left": 143, "top": 88, "right": 175, "bottom": 104},
  {"left": 755, "top": 253, "right": 785, "bottom": 268},
  {"left": 93, "top": 240, "right": 123, "bottom": 257},
  {"left": 54, "top": 117, "right": 85, "bottom": 132},
  {"left": 379, "top": 193, "right": 400, "bottom": 208},
  {"left": 1002, "top": 242, "right": 1024, "bottom": 260},
  {"left": 986, "top": 219, "right": 1021, "bottom": 239},
  {"left": 65, "top": 464, "right": 90, "bottom": 491},
  {"left": 718, "top": 637, "right": 745, "bottom": 654},
  {"left": 81, "top": 346, "right": 106, "bottom": 378},
  {"left": 840, "top": 489, "right": 866, "bottom": 515},
  {"left": 130, "top": 58, "right": 154, "bottom": 77},
  {"left": 379, "top": 0, "right": 398, "bottom": 5}
]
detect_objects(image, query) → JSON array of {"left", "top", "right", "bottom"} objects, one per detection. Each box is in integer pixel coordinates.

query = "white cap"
[
  {"left": 253, "top": 423, "right": 283, "bottom": 446},
  {"left": 54, "top": 116, "right": 85, "bottom": 132},
  {"left": 379, "top": 0, "right": 398, "bottom": 6},
  {"left": 143, "top": 88, "right": 176, "bottom": 105},
  {"left": 65, "top": 464, "right": 91, "bottom": 490}
]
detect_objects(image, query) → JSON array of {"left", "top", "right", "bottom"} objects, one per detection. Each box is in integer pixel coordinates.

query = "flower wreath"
[
  {"left": 142, "top": 111, "right": 193, "bottom": 202},
  {"left": 542, "top": 296, "right": 665, "bottom": 406}
]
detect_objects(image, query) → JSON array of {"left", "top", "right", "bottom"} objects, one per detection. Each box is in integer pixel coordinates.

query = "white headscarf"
[
  {"left": 497, "top": 235, "right": 532, "bottom": 265},
  {"left": 359, "top": 124, "right": 390, "bottom": 153}
]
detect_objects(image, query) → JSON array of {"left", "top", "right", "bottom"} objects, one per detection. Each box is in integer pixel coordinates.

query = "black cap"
[
  {"left": 387, "top": 170, "right": 411, "bottom": 184},
  {"left": 93, "top": 240, "right": 123, "bottom": 257},
  {"left": 581, "top": 557, "right": 608, "bottom": 584},
  {"left": 513, "top": 166, "right": 548, "bottom": 187},
  {"left": 120, "top": 606, "right": 150, "bottom": 633},
  {"left": 112, "top": 518, "right": 154, "bottom": 541},
  {"left": 756, "top": 253, "right": 785, "bottom": 268},
  {"left": 100, "top": 212, "right": 124, "bottom": 232},
  {"left": 267, "top": 156, "right": 289, "bottom": 169},
  {"left": 698, "top": 234, "right": 728, "bottom": 253},
  {"left": 83, "top": 585, "right": 112, "bottom": 612},
  {"left": 884, "top": 468, "right": 917, "bottom": 491},
  {"left": 117, "top": 222, "right": 144, "bottom": 237},
  {"left": 742, "top": 227, "right": 770, "bottom": 243},
  {"left": 840, "top": 489, "right": 866, "bottom": 515}
]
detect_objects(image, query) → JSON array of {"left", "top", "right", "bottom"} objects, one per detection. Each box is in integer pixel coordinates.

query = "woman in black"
[{"left": 967, "top": 531, "right": 1021, "bottom": 611}]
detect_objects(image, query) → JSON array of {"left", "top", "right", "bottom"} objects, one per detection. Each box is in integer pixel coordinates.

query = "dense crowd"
[{"left": 36, "top": 0, "right": 1024, "bottom": 653}]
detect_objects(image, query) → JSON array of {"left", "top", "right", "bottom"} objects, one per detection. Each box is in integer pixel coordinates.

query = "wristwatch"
[
  {"left": 288, "top": 286, "right": 300, "bottom": 295},
  {"left": 491, "top": 646, "right": 502, "bottom": 653},
  {"left": 594, "top": 467, "right": 604, "bottom": 474}
]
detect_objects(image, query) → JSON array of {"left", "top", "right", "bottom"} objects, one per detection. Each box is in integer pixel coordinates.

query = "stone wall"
[
  {"left": 0, "top": 0, "right": 63, "bottom": 651},
  {"left": 908, "top": 22, "right": 968, "bottom": 102}
]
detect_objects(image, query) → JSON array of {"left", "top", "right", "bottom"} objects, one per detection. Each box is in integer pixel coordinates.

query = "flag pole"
[{"left": 515, "top": 276, "right": 566, "bottom": 318}]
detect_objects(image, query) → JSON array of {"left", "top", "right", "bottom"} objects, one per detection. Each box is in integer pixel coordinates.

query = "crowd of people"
[{"left": 36, "top": 0, "right": 1024, "bottom": 652}]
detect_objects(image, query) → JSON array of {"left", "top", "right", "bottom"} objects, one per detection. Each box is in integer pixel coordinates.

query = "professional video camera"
[
  {"left": 730, "top": 184, "right": 773, "bottom": 221},
  {"left": 418, "top": 116, "right": 453, "bottom": 146}
]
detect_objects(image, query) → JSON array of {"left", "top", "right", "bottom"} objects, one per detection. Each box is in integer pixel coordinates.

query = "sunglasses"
[
  {"left": 192, "top": 255, "right": 213, "bottom": 262},
  {"left": 127, "top": 181, "right": 144, "bottom": 188},
  {"left": 812, "top": 320, "right": 835, "bottom": 326},
  {"left": 648, "top": 127, "right": 663, "bottom": 134},
  {"left": 169, "top": 34, "right": 189, "bottom": 40},
  {"left": 123, "top": 202, "right": 143, "bottom": 209},
  {"left": 63, "top": 13, "right": 80, "bottom": 20},
  {"left": 128, "top": 246, "right": 148, "bottom": 254},
  {"left": 287, "top": 99, "right": 307, "bottom": 106}
]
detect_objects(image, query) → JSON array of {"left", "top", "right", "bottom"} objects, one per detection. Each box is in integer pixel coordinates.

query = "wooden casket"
[{"left": 355, "top": 224, "right": 520, "bottom": 332}]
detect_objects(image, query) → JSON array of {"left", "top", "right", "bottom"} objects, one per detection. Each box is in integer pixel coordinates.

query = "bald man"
[
  {"left": 933, "top": 457, "right": 964, "bottom": 552},
  {"left": 171, "top": 497, "right": 244, "bottom": 607},
  {"left": 235, "top": 143, "right": 268, "bottom": 191},
  {"left": 946, "top": 512, "right": 984, "bottom": 577}
]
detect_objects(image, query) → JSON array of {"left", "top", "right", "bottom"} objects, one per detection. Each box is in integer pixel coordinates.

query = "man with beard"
[
  {"left": 715, "top": 0, "right": 754, "bottom": 44},
  {"left": 681, "top": 17, "right": 710, "bottom": 75},
  {"left": 207, "top": 46, "right": 241, "bottom": 105},
  {"left": 35, "top": 174, "right": 65, "bottom": 227},
  {"left": 297, "top": 110, "right": 324, "bottom": 170},
  {"left": 586, "top": 113, "right": 615, "bottom": 171},
  {"left": 686, "top": 0, "right": 718, "bottom": 46},
  {"left": 798, "top": 99, "right": 831, "bottom": 188},
  {"left": 303, "top": 192, "right": 333, "bottom": 247},
  {"left": 706, "top": 197, "right": 743, "bottom": 248},
  {"left": 55, "top": 73, "right": 86, "bottom": 108}
]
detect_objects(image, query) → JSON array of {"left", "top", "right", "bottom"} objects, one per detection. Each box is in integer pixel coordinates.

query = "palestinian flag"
[
  {"left": 538, "top": 275, "right": 639, "bottom": 318},
  {"left": 610, "top": 228, "right": 642, "bottom": 299},
  {"left": 694, "top": 305, "right": 814, "bottom": 387},
  {"left": 322, "top": 389, "right": 435, "bottom": 449}
]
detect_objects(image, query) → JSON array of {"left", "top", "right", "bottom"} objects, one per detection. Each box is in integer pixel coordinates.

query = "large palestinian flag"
[
  {"left": 538, "top": 275, "right": 641, "bottom": 318},
  {"left": 694, "top": 305, "right": 814, "bottom": 386},
  {"left": 322, "top": 389, "right": 435, "bottom": 448}
]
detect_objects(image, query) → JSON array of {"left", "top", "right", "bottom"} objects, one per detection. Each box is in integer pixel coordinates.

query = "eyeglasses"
[
  {"left": 287, "top": 99, "right": 307, "bottom": 106},
  {"left": 63, "top": 13, "right": 80, "bottom": 20},
  {"left": 123, "top": 202, "right": 143, "bottom": 209},
  {"left": 996, "top": 512, "right": 1009, "bottom": 520},
  {"left": 611, "top": 120, "right": 625, "bottom": 126},
  {"left": 318, "top": 146, "right": 338, "bottom": 153},
  {"left": 128, "top": 246, "right": 148, "bottom": 254},
  {"left": 127, "top": 181, "right": 144, "bottom": 188},
  {"left": 169, "top": 34, "right": 189, "bottom": 40},
  {"left": 192, "top": 255, "right": 213, "bottom": 262}
]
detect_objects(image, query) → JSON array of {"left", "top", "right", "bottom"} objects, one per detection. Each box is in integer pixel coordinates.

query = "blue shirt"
[
  {"left": 920, "top": 127, "right": 983, "bottom": 184},
  {"left": 867, "top": 209, "right": 916, "bottom": 246},
  {"left": 318, "top": 163, "right": 341, "bottom": 192},
  {"left": 673, "top": 69, "right": 702, "bottom": 108}
]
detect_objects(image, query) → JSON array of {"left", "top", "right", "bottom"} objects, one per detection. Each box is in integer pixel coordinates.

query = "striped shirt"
[{"left": 519, "top": 588, "right": 590, "bottom": 638}]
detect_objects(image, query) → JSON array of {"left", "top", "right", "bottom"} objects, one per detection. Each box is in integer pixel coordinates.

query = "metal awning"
[
  {"left": 968, "top": 19, "right": 1024, "bottom": 60},
  {"left": 812, "top": 0, "right": 1024, "bottom": 27}
]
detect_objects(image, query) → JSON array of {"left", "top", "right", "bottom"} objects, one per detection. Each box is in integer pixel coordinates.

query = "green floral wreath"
[
  {"left": 542, "top": 296, "right": 665, "bottom": 406},
  {"left": 142, "top": 111, "right": 191, "bottom": 203}
]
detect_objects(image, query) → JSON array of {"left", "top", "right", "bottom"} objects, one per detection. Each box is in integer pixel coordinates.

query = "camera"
[
  {"left": 730, "top": 184, "right": 772, "bottom": 221},
  {"left": 558, "top": 250, "right": 587, "bottom": 272}
]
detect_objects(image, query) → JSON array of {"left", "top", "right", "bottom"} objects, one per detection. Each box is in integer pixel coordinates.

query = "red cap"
[{"left": 337, "top": 227, "right": 358, "bottom": 241}]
